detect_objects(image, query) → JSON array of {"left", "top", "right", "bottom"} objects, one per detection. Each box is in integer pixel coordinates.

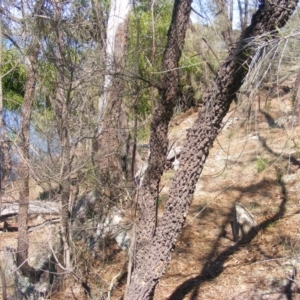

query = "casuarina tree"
[{"left": 125, "top": 1, "right": 299, "bottom": 299}]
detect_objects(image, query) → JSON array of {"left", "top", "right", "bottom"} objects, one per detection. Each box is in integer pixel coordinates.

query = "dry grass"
[{"left": 153, "top": 90, "right": 300, "bottom": 299}]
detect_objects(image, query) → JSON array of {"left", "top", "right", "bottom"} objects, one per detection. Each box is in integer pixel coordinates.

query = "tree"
[
  {"left": 0, "top": 0, "right": 46, "bottom": 279},
  {"left": 1, "top": 0, "right": 133, "bottom": 297},
  {"left": 0, "top": 14, "right": 8, "bottom": 300},
  {"left": 215, "top": 0, "right": 234, "bottom": 48},
  {"left": 0, "top": 13, "right": 6, "bottom": 193},
  {"left": 126, "top": 0, "right": 193, "bottom": 297},
  {"left": 125, "top": 0, "right": 299, "bottom": 299},
  {"left": 2, "top": 49, "right": 27, "bottom": 111},
  {"left": 1, "top": 0, "right": 108, "bottom": 288},
  {"left": 17, "top": 26, "right": 42, "bottom": 282},
  {"left": 34, "top": 0, "right": 108, "bottom": 272},
  {"left": 237, "top": 0, "right": 249, "bottom": 31},
  {"left": 92, "top": 0, "right": 132, "bottom": 213}
]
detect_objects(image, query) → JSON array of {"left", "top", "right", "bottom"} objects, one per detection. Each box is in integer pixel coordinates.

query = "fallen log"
[
  {"left": 0, "top": 201, "right": 60, "bottom": 219},
  {"left": 0, "top": 201, "right": 60, "bottom": 231}
]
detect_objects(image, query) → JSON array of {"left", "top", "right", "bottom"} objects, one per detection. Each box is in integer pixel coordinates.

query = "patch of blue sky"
[{"left": 3, "top": 109, "right": 60, "bottom": 156}]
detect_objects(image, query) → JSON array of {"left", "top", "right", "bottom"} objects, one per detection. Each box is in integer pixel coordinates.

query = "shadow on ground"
[{"left": 168, "top": 174, "right": 294, "bottom": 300}]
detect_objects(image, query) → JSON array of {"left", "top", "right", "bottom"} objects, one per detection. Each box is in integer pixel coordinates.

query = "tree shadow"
[
  {"left": 168, "top": 176, "right": 289, "bottom": 300},
  {"left": 283, "top": 269, "right": 295, "bottom": 300},
  {"left": 258, "top": 135, "right": 300, "bottom": 168},
  {"left": 259, "top": 109, "right": 280, "bottom": 128}
]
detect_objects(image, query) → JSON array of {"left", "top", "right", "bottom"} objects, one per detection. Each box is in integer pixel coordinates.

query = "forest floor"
[
  {"left": 150, "top": 87, "right": 300, "bottom": 300},
  {"left": 1, "top": 84, "right": 300, "bottom": 299}
]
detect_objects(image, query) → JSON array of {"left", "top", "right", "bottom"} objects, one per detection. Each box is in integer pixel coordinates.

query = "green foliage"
[
  {"left": 179, "top": 30, "right": 204, "bottom": 102},
  {"left": 101, "top": 0, "right": 110, "bottom": 12},
  {"left": 126, "top": 0, "right": 173, "bottom": 117},
  {"left": 2, "top": 49, "right": 27, "bottom": 110},
  {"left": 127, "top": 2, "right": 212, "bottom": 118},
  {"left": 32, "top": 109, "right": 55, "bottom": 134},
  {"left": 255, "top": 157, "right": 269, "bottom": 173},
  {"left": 227, "top": 129, "right": 234, "bottom": 139},
  {"left": 36, "top": 58, "right": 56, "bottom": 98},
  {"left": 158, "top": 193, "right": 168, "bottom": 205},
  {"left": 136, "top": 124, "right": 150, "bottom": 142}
]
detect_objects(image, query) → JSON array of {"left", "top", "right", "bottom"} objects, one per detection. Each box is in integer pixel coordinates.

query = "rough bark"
[
  {"left": 126, "top": 1, "right": 298, "bottom": 299},
  {"left": 134, "top": 0, "right": 192, "bottom": 262}
]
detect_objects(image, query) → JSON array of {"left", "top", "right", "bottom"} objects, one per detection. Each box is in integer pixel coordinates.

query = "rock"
[
  {"left": 247, "top": 134, "right": 259, "bottom": 140},
  {"left": 274, "top": 115, "right": 298, "bottom": 128},
  {"left": 96, "top": 206, "right": 131, "bottom": 250},
  {"left": 3, "top": 247, "right": 57, "bottom": 299},
  {"left": 275, "top": 117, "right": 286, "bottom": 128},
  {"left": 281, "top": 173, "right": 298, "bottom": 184},
  {"left": 166, "top": 146, "right": 182, "bottom": 170},
  {"left": 258, "top": 122, "right": 269, "bottom": 129},
  {"left": 166, "top": 147, "right": 182, "bottom": 160},
  {"left": 72, "top": 191, "right": 96, "bottom": 221},
  {"left": 134, "top": 161, "right": 148, "bottom": 185},
  {"left": 172, "top": 158, "right": 180, "bottom": 171}
]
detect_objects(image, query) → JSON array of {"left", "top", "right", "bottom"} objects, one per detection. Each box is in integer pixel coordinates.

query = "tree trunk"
[
  {"left": 17, "top": 36, "right": 40, "bottom": 278},
  {"left": 0, "top": 18, "right": 8, "bottom": 300},
  {"left": 237, "top": 0, "right": 244, "bottom": 30},
  {"left": 97, "top": 0, "right": 131, "bottom": 125},
  {"left": 2, "top": 0, "right": 45, "bottom": 283},
  {"left": 93, "top": 2, "right": 132, "bottom": 209},
  {"left": 0, "top": 13, "right": 11, "bottom": 197},
  {"left": 50, "top": 0, "right": 73, "bottom": 270},
  {"left": 229, "top": 0, "right": 233, "bottom": 28},
  {"left": 1, "top": 200, "right": 59, "bottom": 217},
  {"left": 134, "top": 0, "right": 192, "bottom": 259},
  {"left": 0, "top": 16, "right": 4, "bottom": 193},
  {"left": 126, "top": 1, "right": 298, "bottom": 299},
  {"left": 244, "top": 0, "right": 249, "bottom": 30},
  {"left": 126, "top": 0, "right": 193, "bottom": 298},
  {"left": 293, "top": 70, "right": 300, "bottom": 119},
  {"left": 237, "top": 0, "right": 250, "bottom": 31}
]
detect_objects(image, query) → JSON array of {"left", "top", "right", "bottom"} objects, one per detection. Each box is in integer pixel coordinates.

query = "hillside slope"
[
  {"left": 1, "top": 86, "right": 300, "bottom": 299},
  {"left": 154, "top": 88, "right": 300, "bottom": 299}
]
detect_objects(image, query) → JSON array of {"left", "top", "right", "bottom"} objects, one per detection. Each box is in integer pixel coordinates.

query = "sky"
[{"left": 191, "top": 0, "right": 259, "bottom": 29}]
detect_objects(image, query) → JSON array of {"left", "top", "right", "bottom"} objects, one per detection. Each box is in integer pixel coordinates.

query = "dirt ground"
[
  {"left": 151, "top": 92, "right": 300, "bottom": 299},
  {"left": 1, "top": 88, "right": 300, "bottom": 299}
]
